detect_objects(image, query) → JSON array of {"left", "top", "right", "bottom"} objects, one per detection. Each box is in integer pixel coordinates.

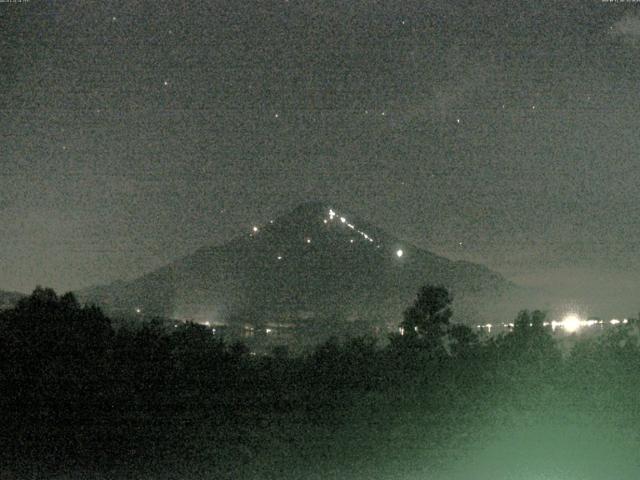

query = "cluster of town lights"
[
  {"left": 476, "top": 314, "right": 629, "bottom": 333},
  {"left": 551, "top": 315, "right": 627, "bottom": 332}
]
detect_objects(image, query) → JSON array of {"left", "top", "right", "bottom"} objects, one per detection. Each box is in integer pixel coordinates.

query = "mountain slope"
[{"left": 79, "top": 202, "right": 521, "bottom": 326}]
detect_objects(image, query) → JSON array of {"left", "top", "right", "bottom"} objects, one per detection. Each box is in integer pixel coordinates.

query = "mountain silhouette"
[{"left": 79, "top": 201, "right": 522, "bottom": 328}]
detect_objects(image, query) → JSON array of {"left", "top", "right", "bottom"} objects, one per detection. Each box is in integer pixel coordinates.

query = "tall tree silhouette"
[{"left": 401, "top": 285, "right": 453, "bottom": 340}]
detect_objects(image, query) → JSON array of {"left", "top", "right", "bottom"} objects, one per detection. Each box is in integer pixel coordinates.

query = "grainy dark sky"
[{"left": 2, "top": 1, "right": 640, "bottom": 316}]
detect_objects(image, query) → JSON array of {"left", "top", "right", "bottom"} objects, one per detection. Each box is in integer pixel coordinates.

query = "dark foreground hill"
[{"left": 79, "top": 202, "right": 523, "bottom": 329}]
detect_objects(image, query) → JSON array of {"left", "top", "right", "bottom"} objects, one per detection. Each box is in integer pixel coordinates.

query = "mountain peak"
[{"left": 79, "top": 202, "right": 519, "bottom": 328}]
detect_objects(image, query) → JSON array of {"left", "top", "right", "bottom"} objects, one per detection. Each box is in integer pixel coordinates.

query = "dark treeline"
[{"left": 2, "top": 286, "right": 640, "bottom": 479}]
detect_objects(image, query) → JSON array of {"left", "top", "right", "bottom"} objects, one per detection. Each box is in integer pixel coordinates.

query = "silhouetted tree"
[
  {"left": 401, "top": 285, "right": 453, "bottom": 339},
  {"left": 448, "top": 324, "right": 479, "bottom": 358},
  {"left": 500, "top": 309, "right": 559, "bottom": 368}
]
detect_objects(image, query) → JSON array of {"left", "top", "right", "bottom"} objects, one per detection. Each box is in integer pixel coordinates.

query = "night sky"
[{"left": 2, "top": 1, "right": 640, "bottom": 316}]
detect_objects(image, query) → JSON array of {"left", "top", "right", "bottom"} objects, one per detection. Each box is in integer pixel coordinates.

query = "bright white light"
[
  {"left": 277, "top": 255, "right": 283, "bottom": 260},
  {"left": 396, "top": 249, "right": 404, "bottom": 258},
  {"left": 329, "top": 209, "right": 336, "bottom": 219},
  {"left": 305, "top": 238, "right": 311, "bottom": 244},
  {"left": 350, "top": 239, "right": 354, "bottom": 243},
  {"left": 266, "top": 328, "right": 273, "bottom": 334},
  {"left": 203, "top": 321, "right": 210, "bottom": 327},
  {"left": 323, "top": 219, "right": 328, "bottom": 224},
  {"left": 562, "top": 314, "right": 581, "bottom": 333},
  {"left": 610, "top": 319, "right": 620, "bottom": 325},
  {"left": 340, "top": 217, "right": 346, "bottom": 223},
  {"left": 252, "top": 226, "right": 259, "bottom": 233},
  {"left": 135, "top": 308, "right": 141, "bottom": 314}
]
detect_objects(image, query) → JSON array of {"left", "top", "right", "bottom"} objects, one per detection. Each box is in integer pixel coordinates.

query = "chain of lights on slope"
[{"left": 250, "top": 208, "right": 404, "bottom": 261}]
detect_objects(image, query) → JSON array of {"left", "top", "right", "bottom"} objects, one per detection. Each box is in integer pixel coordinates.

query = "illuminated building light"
[
  {"left": 610, "top": 319, "right": 620, "bottom": 325},
  {"left": 212, "top": 328, "right": 216, "bottom": 334},
  {"left": 135, "top": 308, "right": 142, "bottom": 314},
  {"left": 305, "top": 237, "right": 312, "bottom": 244},
  {"left": 329, "top": 209, "right": 336, "bottom": 219},
  {"left": 265, "top": 328, "right": 273, "bottom": 334},
  {"left": 203, "top": 321, "right": 210, "bottom": 327},
  {"left": 623, "top": 319, "right": 629, "bottom": 324},
  {"left": 269, "top": 220, "right": 274, "bottom": 224},
  {"left": 396, "top": 249, "right": 404, "bottom": 258},
  {"left": 350, "top": 239, "right": 354, "bottom": 243},
  {"left": 340, "top": 217, "right": 346, "bottom": 223},
  {"left": 562, "top": 314, "right": 582, "bottom": 333},
  {"left": 399, "top": 326, "right": 405, "bottom": 336},
  {"left": 347, "top": 223, "right": 355, "bottom": 229},
  {"left": 323, "top": 219, "right": 328, "bottom": 224},
  {"left": 252, "top": 226, "right": 259, "bottom": 233},
  {"left": 277, "top": 255, "right": 283, "bottom": 260}
]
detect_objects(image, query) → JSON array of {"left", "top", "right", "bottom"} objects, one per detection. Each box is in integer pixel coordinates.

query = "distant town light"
[
  {"left": 135, "top": 307, "right": 142, "bottom": 314},
  {"left": 265, "top": 328, "right": 273, "bottom": 334},
  {"left": 252, "top": 226, "right": 259, "bottom": 233},
  {"left": 305, "top": 237, "right": 312, "bottom": 244},
  {"left": 323, "top": 219, "right": 328, "bottom": 224},
  {"left": 562, "top": 314, "right": 582, "bottom": 333},
  {"left": 610, "top": 319, "right": 620, "bottom": 325},
  {"left": 277, "top": 255, "right": 283, "bottom": 260},
  {"left": 340, "top": 217, "right": 346, "bottom": 223},
  {"left": 396, "top": 249, "right": 404, "bottom": 258}
]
